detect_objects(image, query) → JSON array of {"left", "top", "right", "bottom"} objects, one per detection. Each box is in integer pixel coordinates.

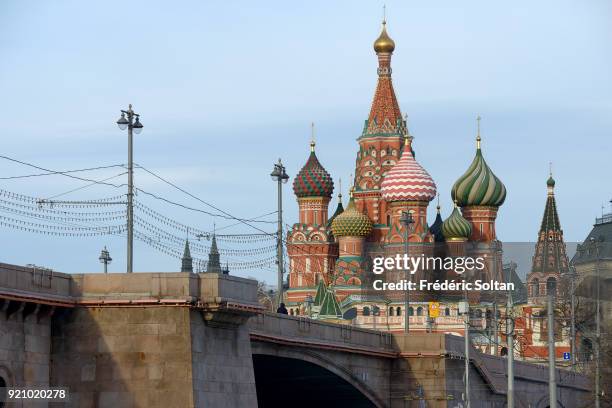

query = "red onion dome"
[
  {"left": 293, "top": 141, "right": 334, "bottom": 198},
  {"left": 381, "top": 137, "right": 437, "bottom": 202}
]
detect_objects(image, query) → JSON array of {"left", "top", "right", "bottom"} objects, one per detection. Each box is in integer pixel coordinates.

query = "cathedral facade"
[{"left": 285, "top": 19, "right": 508, "bottom": 337}]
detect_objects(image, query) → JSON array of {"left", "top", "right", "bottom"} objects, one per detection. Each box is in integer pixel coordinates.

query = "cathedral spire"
[
  {"left": 365, "top": 17, "right": 402, "bottom": 136},
  {"left": 206, "top": 233, "right": 222, "bottom": 274},
  {"left": 181, "top": 239, "right": 193, "bottom": 273},
  {"left": 540, "top": 171, "right": 561, "bottom": 235},
  {"left": 530, "top": 172, "right": 568, "bottom": 276}
]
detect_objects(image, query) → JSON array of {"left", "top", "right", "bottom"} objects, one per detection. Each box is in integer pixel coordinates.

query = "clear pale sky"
[{"left": 0, "top": 1, "right": 610, "bottom": 283}]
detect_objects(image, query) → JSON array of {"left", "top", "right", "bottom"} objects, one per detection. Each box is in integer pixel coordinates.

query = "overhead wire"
[{"left": 0, "top": 163, "right": 125, "bottom": 180}]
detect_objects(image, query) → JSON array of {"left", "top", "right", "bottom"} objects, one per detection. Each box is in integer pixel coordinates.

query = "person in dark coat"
[{"left": 276, "top": 302, "right": 288, "bottom": 314}]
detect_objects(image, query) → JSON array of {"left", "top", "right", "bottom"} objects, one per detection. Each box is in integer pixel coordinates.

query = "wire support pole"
[{"left": 548, "top": 293, "right": 557, "bottom": 408}]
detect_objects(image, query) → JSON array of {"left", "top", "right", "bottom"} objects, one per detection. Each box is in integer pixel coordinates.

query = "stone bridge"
[{"left": 0, "top": 263, "right": 592, "bottom": 407}]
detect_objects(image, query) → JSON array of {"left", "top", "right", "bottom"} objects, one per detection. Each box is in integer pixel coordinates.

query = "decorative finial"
[
  {"left": 404, "top": 113, "right": 410, "bottom": 136},
  {"left": 383, "top": 4, "right": 386, "bottom": 24},
  {"left": 338, "top": 178, "right": 342, "bottom": 199},
  {"left": 436, "top": 193, "right": 440, "bottom": 212},
  {"left": 476, "top": 115, "right": 482, "bottom": 149},
  {"left": 453, "top": 199, "right": 459, "bottom": 208},
  {"left": 310, "top": 122, "right": 316, "bottom": 152},
  {"left": 547, "top": 162, "right": 556, "bottom": 190}
]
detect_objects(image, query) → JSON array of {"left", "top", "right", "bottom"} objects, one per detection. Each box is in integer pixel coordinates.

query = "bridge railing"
[
  {"left": 0, "top": 262, "right": 72, "bottom": 305},
  {"left": 248, "top": 312, "right": 397, "bottom": 357}
]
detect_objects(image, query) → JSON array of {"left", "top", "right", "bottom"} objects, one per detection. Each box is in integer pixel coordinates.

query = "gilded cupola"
[{"left": 373, "top": 20, "right": 395, "bottom": 53}]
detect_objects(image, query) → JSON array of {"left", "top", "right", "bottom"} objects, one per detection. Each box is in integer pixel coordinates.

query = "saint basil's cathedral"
[{"left": 284, "top": 19, "right": 572, "bottom": 360}]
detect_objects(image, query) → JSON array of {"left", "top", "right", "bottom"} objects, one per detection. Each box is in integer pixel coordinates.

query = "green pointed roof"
[
  {"left": 181, "top": 240, "right": 193, "bottom": 273},
  {"left": 429, "top": 205, "right": 444, "bottom": 242},
  {"left": 206, "top": 234, "right": 221, "bottom": 273},
  {"left": 319, "top": 288, "right": 342, "bottom": 318},
  {"left": 541, "top": 183, "right": 560, "bottom": 232},
  {"left": 313, "top": 279, "right": 326, "bottom": 306},
  {"left": 327, "top": 194, "right": 344, "bottom": 228},
  {"left": 442, "top": 205, "right": 472, "bottom": 240},
  {"left": 451, "top": 136, "right": 506, "bottom": 207},
  {"left": 330, "top": 190, "right": 373, "bottom": 238}
]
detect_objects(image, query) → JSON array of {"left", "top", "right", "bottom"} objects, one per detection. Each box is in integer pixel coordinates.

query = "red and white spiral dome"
[{"left": 381, "top": 138, "right": 437, "bottom": 202}]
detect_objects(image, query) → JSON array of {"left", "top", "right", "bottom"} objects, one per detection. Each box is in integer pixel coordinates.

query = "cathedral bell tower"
[
  {"left": 286, "top": 135, "right": 339, "bottom": 307},
  {"left": 353, "top": 18, "right": 408, "bottom": 230},
  {"left": 527, "top": 170, "right": 569, "bottom": 302}
]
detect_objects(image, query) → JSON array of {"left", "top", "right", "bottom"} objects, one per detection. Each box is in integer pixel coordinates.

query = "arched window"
[
  {"left": 445, "top": 307, "right": 450, "bottom": 316},
  {"left": 546, "top": 277, "right": 557, "bottom": 296},
  {"left": 416, "top": 307, "right": 423, "bottom": 316},
  {"left": 396, "top": 306, "right": 402, "bottom": 316},
  {"left": 363, "top": 306, "right": 370, "bottom": 316},
  {"left": 475, "top": 309, "right": 483, "bottom": 318},
  {"left": 532, "top": 278, "right": 540, "bottom": 296},
  {"left": 289, "top": 309, "right": 294, "bottom": 316},
  {"left": 389, "top": 307, "right": 395, "bottom": 316},
  {"left": 386, "top": 214, "right": 391, "bottom": 226},
  {"left": 408, "top": 307, "right": 414, "bottom": 316},
  {"left": 372, "top": 306, "right": 380, "bottom": 316}
]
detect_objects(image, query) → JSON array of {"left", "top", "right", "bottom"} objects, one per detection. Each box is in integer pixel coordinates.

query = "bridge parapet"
[
  {"left": 0, "top": 262, "right": 72, "bottom": 306},
  {"left": 249, "top": 312, "right": 396, "bottom": 357}
]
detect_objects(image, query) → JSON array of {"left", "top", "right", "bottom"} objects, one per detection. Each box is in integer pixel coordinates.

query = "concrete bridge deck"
[{"left": 0, "top": 264, "right": 593, "bottom": 407}]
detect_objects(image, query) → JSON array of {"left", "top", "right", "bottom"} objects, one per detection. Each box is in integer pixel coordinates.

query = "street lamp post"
[
  {"left": 400, "top": 210, "right": 414, "bottom": 334},
  {"left": 99, "top": 246, "right": 112, "bottom": 273},
  {"left": 270, "top": 159, "right": 289, "bottom": 308},
  {"left": 116, "top": 104, "right": 143, "bottom": 273}
]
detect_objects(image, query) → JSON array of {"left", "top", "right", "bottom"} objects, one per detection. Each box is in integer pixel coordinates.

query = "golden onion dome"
[{"left": 373, "top": 22, "right": 395, "bottom": 53}]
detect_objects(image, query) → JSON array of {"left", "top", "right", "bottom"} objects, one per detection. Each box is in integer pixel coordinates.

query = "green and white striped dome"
[
  {"left": 451, "top": 137, "right": 506, "bottom": 207},
  {"left": 442, "top": 205, "right": 472, "bottom": 240}
]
